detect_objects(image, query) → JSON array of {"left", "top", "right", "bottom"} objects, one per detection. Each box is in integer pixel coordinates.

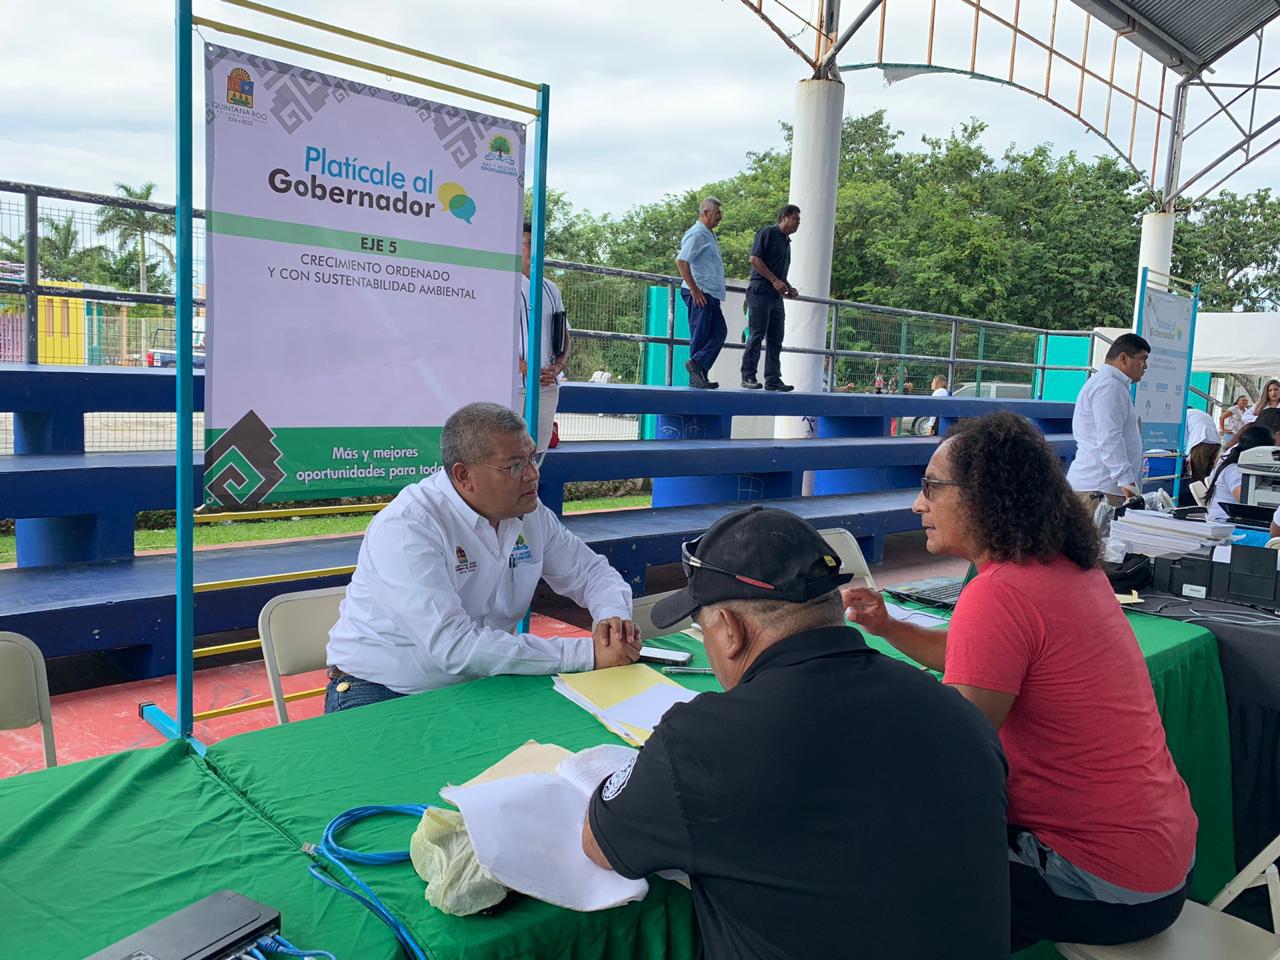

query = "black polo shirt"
[
  {"left": 747, "top": 224, "right": 791, "bottom": 296},
  {"left": 589, "top": 626, "right": 1009, "bottom": 960}
]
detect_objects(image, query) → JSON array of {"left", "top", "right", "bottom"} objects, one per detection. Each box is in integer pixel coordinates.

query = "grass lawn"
[{"left": 0, "top": 493, "right": 653, "bottom": 564}]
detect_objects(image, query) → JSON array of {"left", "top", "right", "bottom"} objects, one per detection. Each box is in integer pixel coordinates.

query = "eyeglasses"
[
  {"left": 473, "top": 451, "right": 546, "bottom": 479},
  {"left": 919, "top": 476, "right": 964, "bottom": 500},
  {"left": 681, "top": 536, "right": 776, "bottom": 590}
]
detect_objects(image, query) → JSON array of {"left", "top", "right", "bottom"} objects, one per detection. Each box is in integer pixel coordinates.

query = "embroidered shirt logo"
[
  {"left": 454, "top": 546, "right": 478, "bottom": 574},
  {"left": 509, "top": 533, "right": 535, "bottom": 567},
  {"left": 601, "top": 755, "right": 638, "bottom": 801}
]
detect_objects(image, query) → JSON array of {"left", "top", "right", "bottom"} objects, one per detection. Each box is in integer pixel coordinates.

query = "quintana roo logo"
[
  {"left": 485, "top": 135, "right": 516, "bottom": 165},
  {"left": 226, "top": 67, "right": 254, "bottom": 108},
  {"left": 437, "top": 182, "right": 476, "bottom": 223},
  {"left": 205, "top": 410, "right": 285, "bottom": 508}
]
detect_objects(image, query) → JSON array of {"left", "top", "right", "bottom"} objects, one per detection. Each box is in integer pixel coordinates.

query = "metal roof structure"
[{"left": 1070, "top": 0, "right": 1280, "bottom": 76}]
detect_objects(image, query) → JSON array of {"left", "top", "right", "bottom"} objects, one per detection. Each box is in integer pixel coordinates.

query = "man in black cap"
[{"left": 581, "top": 506, "right": 1010, "bottom": 960}]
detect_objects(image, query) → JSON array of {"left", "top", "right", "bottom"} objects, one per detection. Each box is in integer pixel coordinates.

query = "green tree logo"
[{"left": 488, "top": 135, "right": 512, "bottom": 160}]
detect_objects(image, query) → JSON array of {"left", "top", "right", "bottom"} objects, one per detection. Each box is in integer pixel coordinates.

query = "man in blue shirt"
[
  {"left": 675, "top": 197, "right": 727, "bottom": 389},
  {"left": 742, "top": 204, "right": 801, "bottom": 391}
]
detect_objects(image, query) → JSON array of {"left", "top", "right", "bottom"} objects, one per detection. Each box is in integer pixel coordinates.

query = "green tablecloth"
[
  {"left": 0, "top": 740, "right": 406, "bottom": 960},
  {"left": 0, "top": 606, "right": 1232, "bottom": 960},
  {"left": 202, "top": 674, "right": 699, "bottom": 960}
]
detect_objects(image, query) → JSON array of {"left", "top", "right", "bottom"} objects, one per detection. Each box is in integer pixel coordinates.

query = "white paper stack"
[
  {"left": 553, "top": 664, "right": 699, "bottom": 746},
  {"left": 1109, "top": 511, "right": 1235, "bottom": 558},
  {"left": 442, "top": 744, "right": 647, "bottom": 911}
]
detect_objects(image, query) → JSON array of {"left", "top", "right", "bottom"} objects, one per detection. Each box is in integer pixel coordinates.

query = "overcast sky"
[{"left": 2, "top": 1, "right": 1275, "bottom": 216}]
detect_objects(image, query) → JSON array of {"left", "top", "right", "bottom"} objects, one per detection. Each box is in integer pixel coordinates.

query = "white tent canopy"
[{"left": 1091, "top": 313, "right": 1280, "bottom": 377}]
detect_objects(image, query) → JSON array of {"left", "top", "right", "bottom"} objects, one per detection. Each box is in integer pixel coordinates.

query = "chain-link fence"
[{"left": 1, "top": 179, "right": 1097, "bottom": 453}]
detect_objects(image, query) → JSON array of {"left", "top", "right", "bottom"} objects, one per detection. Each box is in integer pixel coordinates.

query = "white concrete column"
[
  {"left": 777, "top": 76, "right": 844, "bottom": 440},
  {"left": 1134, "top": 210, "right": 1175, "bottom": 320}
]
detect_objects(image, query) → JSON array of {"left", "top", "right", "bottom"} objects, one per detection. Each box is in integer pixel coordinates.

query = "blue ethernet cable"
[{"left": 303, "top": 803, "right": 436, "bottom": 960}]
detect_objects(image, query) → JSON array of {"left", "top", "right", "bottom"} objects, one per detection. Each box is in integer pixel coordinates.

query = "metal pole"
[
  {"left": 827, "top": 305, "right": 840, "bottom": 391},
  {"left": 524, "top": 85, "right": 551, "bottom": 443},
  {"left": 23, "top": 190, "right": 37, "bottom": 363},
  {"left": 976, "top": 327, "right": 986, "bottom": 389},
  {"left": 174, "top": 0, "right": 195, "bottom": 737},
  {"left": 1036, "top": 332, "right": 1046, "bottom": 399},
  {"left": 896, "top": 319, "right": 907, "bottom": 392},
  {"left": 947, "top": 318, "right": 958, "bottom": 391},
  {"left": 665, "top": 284, "right": 676, "bottom": 385},
  {"left": 1161, "top": 80, "right": 1189, "bottom": 210}
]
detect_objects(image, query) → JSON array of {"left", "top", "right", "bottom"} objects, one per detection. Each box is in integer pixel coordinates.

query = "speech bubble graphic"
[{"left": 448, "top": 193, "right": 477, "bottom": 223}]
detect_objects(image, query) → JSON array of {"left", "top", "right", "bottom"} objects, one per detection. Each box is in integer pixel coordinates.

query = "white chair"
[
  {"left": 632, "top": 589, "right": 694, "bottom": 639},
  {"left": 816, "top": 527, "right": 877, "bottom": 591},
  {"left": 1266, "top": 537, "right": 1280, "bottom": 550},
  {"left": 1057, "top": 830, "right": 1280, "bottom": 960},
  {"left": 1188, "top": 479, "right": 1210, "bottom": 508},
  {"left": 0, "top": 631, "right": 57, "bottom": 768},
  {"left": 258, "top": 586, "right": 347, "bottom": 724}
]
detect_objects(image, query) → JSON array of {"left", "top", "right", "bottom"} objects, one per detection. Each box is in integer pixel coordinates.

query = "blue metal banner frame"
[
  {"left": 154, "top": 0, "right": 550, "bottom": 741},
  {"left": 1132, "top": 266, "right": 1202, "bottom": 502}
]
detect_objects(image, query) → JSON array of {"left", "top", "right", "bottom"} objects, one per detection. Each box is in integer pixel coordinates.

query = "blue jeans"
[
  {"left": 323, "top": 668, "right": 406, "bottom": 714},
  {"left": 681, "top": 288, "right": 727, "bottom": 374}
]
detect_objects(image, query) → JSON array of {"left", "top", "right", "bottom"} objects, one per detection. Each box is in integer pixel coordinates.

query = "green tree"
[
  {"left": 1173, "top": 189, "right": 1280, "bottom": 312},
  {"left": 490, "top": 135, "right": 512, "bottom": 159},
  {"left": 96, "top": 182, "right": 175, "bottom": 295},
  {"left": 0, "top": 214, "right": 111, "bottom": 284}
]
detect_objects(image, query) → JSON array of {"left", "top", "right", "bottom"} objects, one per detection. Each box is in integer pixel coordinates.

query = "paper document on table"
[
  {"left": 459, "top": 741, "right": 572, "bottom": 787},
  {"left": 883, "top": 601, "right": 950, "bottom": 629},
  {"left": 441, "top": 744, "right": 645, "bottom": 912},
  {"left": 600, "top": 683, "right": 697, "bottom": 730},
  {"left": 555, "top": 663, "right": 697, "bottom": 745}
]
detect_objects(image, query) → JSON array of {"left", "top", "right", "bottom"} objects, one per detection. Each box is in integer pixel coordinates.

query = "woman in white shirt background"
[
  {"left": 1220, "top": 395, "right": 1249, "bottom": 440},
  {"left": 1204, "top": 425, "right": 1274, "bottom": 522}
]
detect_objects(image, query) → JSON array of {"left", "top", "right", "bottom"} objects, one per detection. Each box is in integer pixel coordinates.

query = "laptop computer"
[
  {"left": 1220, "top": 501, "right": 1275, "bottom": 530},
  {"left": 885, "top": 563, "right": 978, "bottom": 610}
]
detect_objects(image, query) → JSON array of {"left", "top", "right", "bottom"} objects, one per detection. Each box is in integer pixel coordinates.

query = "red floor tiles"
[{"left": 0, "top": 613, "right": 588, "bottom": 779}]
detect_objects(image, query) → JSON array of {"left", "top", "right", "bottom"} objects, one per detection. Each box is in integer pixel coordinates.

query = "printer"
[{"left": 1240, "top": 445, "right": 1280, "bottom": 510}]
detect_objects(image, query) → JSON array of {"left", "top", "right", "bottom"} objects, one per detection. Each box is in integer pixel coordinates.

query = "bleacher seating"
[
  {"left": 0, "top": 363, "right": 206, "bottom": 565},
  {"left": 0, "top": 368, "right": 1076, "bottom": 676}
]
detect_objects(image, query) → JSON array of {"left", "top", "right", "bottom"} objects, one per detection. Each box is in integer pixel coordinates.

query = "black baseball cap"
[{"left": 651, "top": 506, "right": 851, "bottom": 629}]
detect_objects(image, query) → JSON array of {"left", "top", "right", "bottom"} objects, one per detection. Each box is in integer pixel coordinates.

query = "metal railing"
[
  {"left": 546, "top": 257, "right": 1100, "bottom": 397},
  {"left": 0, "top": 177, "right": 1112, "bottom": 453}
]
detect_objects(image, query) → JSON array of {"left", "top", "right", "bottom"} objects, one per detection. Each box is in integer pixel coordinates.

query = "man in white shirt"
[
  {"left": 325, "top": 402, "right": 639, "bottom": 712},
  {"left": 517, "top": 221, "right": 571, "bottom": 452},
  {"left": 1183, "top": 406, "right": 1220, "bottom": 450},
  {"left": 1066, "top": 333, "right": 1150, "bottom": 506}
]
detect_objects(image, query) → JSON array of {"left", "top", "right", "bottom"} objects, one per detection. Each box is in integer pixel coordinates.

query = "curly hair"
[{"left": 944, "top": 412, "right": 1100, "bottom": 570}]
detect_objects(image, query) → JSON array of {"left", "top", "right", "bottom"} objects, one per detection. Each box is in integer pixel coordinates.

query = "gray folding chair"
[
  {"left": 1058, "top": 829, "right": 1280, "bottom": 960},
  {"left": 0, "top": 631, "right": 57, "bottom": 768},
  {"left": 257, "top": 586, "right": 347, "bottom": 724},
  {"left": 816, "top": 527, "right": 877, "bottom": 590},
  {"left": 631, "top": 589, "right": 694, "bottom": 641}
]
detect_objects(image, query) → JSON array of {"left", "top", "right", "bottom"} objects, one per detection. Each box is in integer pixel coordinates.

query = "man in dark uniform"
[
  {"left": 582, "top": 506, "right": 1010, "bottom": 960},
  {"left": 742, "top": 204, "right": 800, "bottom": 392}
]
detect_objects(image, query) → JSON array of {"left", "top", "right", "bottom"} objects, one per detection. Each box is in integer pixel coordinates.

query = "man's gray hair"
[
  {"left": 700, "top": 590, "right": 844, "bottom": 634},
  {"left": 441, "top": 402, "right": 526, "bottom": 470},
  {"left": 700, "top": 196, "right": 722, "bottom": 216}
]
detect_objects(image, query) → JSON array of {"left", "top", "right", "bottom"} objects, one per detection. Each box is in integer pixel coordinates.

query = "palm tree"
[
  {"left": 0, "top": 215, "right": 110, "bottom": 283},
  {"left": 96, "top": 182, "right": 175, "bottom": 294}
]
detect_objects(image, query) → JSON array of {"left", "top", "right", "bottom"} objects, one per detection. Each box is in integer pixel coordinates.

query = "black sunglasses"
[
  {"left": 920, "top": 476, "right": 964, "bottom": 500},
  {"left": 680, "top": 536, "right": 776, "bottom": 590}
]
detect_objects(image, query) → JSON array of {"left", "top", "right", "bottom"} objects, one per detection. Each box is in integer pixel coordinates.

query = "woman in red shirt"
[{"left": 844, "top": 411, "right": 1196, "bottom": 952}]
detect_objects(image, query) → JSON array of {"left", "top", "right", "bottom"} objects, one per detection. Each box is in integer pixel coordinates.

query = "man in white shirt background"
[
  {"left": 518, "top": 221, "right": 571, "bottom": 452},
  {"left": 325, "top": 402, "right": 640, "bottom": 713},
  {"left": 1066, "top": 333, "right": 1150, "bottom": 507}
]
